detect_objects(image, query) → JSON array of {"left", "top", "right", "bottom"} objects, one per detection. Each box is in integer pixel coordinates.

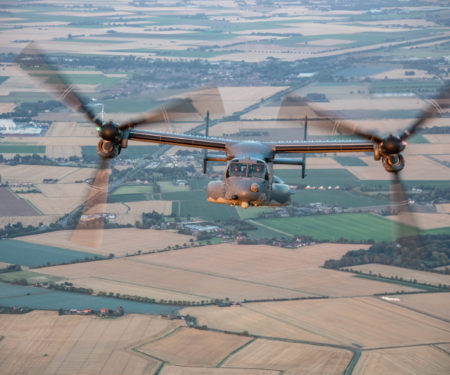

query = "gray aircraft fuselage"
[{"left": 207, "top": 157, "right": 291, "bottom": 209}]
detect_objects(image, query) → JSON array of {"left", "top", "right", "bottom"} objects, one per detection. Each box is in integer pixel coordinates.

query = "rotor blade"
[
  {"left": 389, "top": 172, "right": 419, "bottom": 240},
  {"left": 15, "top": 43, "right": 103, "bottom": 127},
  {"left": 277, "top": 93, "right": 382, "bottom": 141},
  {"left": 118, "top": 86, "right": 225, "bottom": 130},
  {"left": 400, "top": 83, "right": 450, "bottom": 140},
  {"left": 71, "top": 158, "right": 111, "bottom": 249}
]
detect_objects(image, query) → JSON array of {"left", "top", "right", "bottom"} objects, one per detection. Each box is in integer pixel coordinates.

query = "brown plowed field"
[
  {"left": 0, "top": 310, "right": 183, "bottom": 375},
  {"left": 17, "top": 228, "right": 194, "bottom": 256},
  {"left": 182, "top": 297, "right": 450, "bottom": 348},
  {"left": 160, "top": 367, "right": 278, "bottom": 375},
  {"left": 354, "top": 346, "right": 450, "bottom": 375},
  {"left": 138, "top": 327, "right": 251, "bottom": 366},
  {"left": 35, "top": 242, "right": 421, "bottom": 303},
  {"left": 389, "top": 292, "right": 450, "bottom": 321},
  {"left": 0, "top": 187, "right": 38, "bottom": 216},
  {"left": 223, "top": 339, "right": 352, "bottom": 374}
]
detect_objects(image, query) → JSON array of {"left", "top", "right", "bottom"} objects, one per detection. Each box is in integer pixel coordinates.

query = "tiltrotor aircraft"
[{"left": 16, "top": 44, "right": 448, "bottom": 239}]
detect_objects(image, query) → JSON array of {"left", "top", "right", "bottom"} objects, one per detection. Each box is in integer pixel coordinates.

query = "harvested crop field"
[
  {"left": 386, "top": 212, "right": 450, "bottom": 230},
  {"left": 0, "top": 215, "right": 57, "bottom": 229},
  {"left": 36, "top": 256, "right": 311, "bottom": 303},
  {"left": 182, "top": 297, "right": 450, "bottom": 348},
  {"left": 436, "top": 204, "right": 450, "bottom": 213},
  {"left": 347, "top": 155, "right": 449, "bottom": 180},
  {"left": 138, "top": 327, "right": 251, "bottom": 366},
  {"left": 388, "top": 292, "right": 450, "bottom": 321},
  {"left": 0, "top": 310, "right": 183, "bottom": 375},
  {"left": 354, "top": 346, "right": 450, "bottom": 375},
  {"left": 344, "top": 264, "right": 450, "bottom": 287},
  {"left": 160, "top": 367, "right": 278, "bottom": 375},
  {"left": 17, "top": 228, "right": 194, "bottom": 257},
  {"left": 18, "top": 183, "right": 91, "bottom": 215},
  {"left": 0, "top": 187, "right": 38, "bottom": 216},
  {"left": 0, "top": 164, "right": 96, "bottom": 184},
  {"left": 109, "top": 243, "right": 421, "bottom": 297},
  {"left": 222, "top": 339, "right": 352, "bottom": 374}
]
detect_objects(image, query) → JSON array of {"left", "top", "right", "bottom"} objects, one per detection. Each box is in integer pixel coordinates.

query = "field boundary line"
[
  {"left": 363, "top": 341, "right": 450, "bottom": 351},
  {"left": 216, "top": 337, "right": 256, "bottom": 367},
  {"left": 434, "top": 344, "right": 450, "bottom": 355},
  {"left": 91, "top": 276, "right": 212, "bottom": 299}
]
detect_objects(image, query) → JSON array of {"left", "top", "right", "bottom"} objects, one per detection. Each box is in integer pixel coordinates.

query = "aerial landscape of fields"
[{"left": 0, "top": 0, "right": 449, "bottom": 374}]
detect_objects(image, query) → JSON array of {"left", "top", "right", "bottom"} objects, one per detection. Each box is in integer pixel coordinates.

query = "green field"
[
  {"left": 82, "top": 145, "right": 158, "bottom": 161},
  {"left": 275, "top": 168, "right": 359, "bottom": 186},
  {"left": 180, "top": 200, "right": 239, "bottom": 221},
  {"left": 0, "top": 240, "right": 104, "bottom": 268},
  {"left": 0, "top": 145, "right": 45, "bottom": 154},
  {"left": 0, "top": 76, "right": 9, "bottom": 85},
  {"left": 276, "top": 168, "right": 450, "bottom": 189},
  {"left": 292, "top": 189, "right": 388, "bottom": 208},
  {"left": 236, "top": 206, "right": 272, "bottom": 219},
  {"left": 0, "top": 270, "right": 64, "bottom": 284},
  {"left": 107, "top": 193, "right": 149, "bottom": 203},
  {"left": 41, "top": 73, "right": 125, "bottom": 87},
  {"left": 258, "top": 213, "right": 418, "bottom": 242},
  {"left": 246, "top": 223, "right": 291, "bottom": 240},
  {"left": 113, "top": 185, "right": 154, "bottom": 195},
  {"left": 0, "top": 91, "right": 54, "bottom": 103},
  {"left": 334, "top": 157, "right": 368, "bottom": 166},
  {"left": 158, "top": 181, "right": 190, "bottom": 193}
]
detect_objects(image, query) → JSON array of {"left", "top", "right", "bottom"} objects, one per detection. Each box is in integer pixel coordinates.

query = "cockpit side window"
[{"left": 228, "top": 162, "right": 247, "bottom": 177}]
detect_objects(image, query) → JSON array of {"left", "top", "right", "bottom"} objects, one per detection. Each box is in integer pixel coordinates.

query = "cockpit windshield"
[
  {"left": 248, "top": 163, "right": 265, "bottom": 178},
  {"left": 227, "top": 161, "right": 266, "bottom": 179},
  {"left": 228, "top": 163, "right": 247, "bottom": 177}
]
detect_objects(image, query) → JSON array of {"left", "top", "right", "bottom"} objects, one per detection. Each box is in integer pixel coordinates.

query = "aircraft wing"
[
  {"left": 128, "top": 129, "right": 231, "bottom": 151},
  {"left": 270, "top": 140, "right": 374, "bottom": 154}
]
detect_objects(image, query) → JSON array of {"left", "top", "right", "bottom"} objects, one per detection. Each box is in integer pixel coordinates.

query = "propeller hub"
[
  {"left": 380, "top": 135, "right": 405, "bottom": 155},
  {"left": 99, "top": 122, "right": 120, "bottom": 142}
]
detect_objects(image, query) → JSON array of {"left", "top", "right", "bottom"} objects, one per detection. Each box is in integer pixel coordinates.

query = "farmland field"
[
  {"left": 389, "top": 292, "right": 450, "bottom": 321},
  {"left": 354, "top": 346, "right": 450, "bottom": 375},
  {"left": 138, "top": 327, "right": 251, "bottom": 366},
  {"left": 0, "top": 164, "right": 96, "bottom": 184},
  {"left": 37, "top": 242, "right": 423, "bottom": 303},
  {"left": 258, "top": 213, "right": 418, "bottom": 242},
  {"left": 0, "top": 239, "right": 102, "bottom": 267},
  {"left": 0, "top": 310, "right": 183, "bottom": 375},
  {"left": 112, "top": 184, "right": 154, "bottom": 195},
  {"left": 291, "top": 189, "right": 389, "bottom": 207},
  {"left": 222, "top": 339, "right": 352, "bottom": 374},
  {"left": 160, "top": 367, "right": 278, "bottom": 375},
  {"left": 17, "top": 228, "right": 194, "bottom": 257},
  {"left": 182, "top": 297, "right": 450, "bottom": 348},
  {"left": 386, "top": 212, "right": 450, "bottom": 230},
  {"left": 344, "top": 264, "right": 450, "bottom": 288},
  {"left": 0, "top": 144, "right": 45, "bottom": 154},
  {"left": 0, "top": 187, "right": 38, "bottom": 216}
]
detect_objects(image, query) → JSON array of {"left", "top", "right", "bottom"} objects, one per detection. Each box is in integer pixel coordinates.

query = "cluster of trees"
[
  {"left": 0, "top": 100, "right": 62, "bottom": 122},
  {"left": 140, "top": 210, "right": 166, "bottom": 228},
  {"left": 324, "top": 234, "right": 450, "bottom": 270},
  {"left": 0, "top": 264, "right": 21, "bottom": 274}
]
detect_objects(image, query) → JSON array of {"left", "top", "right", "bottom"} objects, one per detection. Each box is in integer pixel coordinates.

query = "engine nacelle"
[
  {"left": 382, "top": 153, "right": 405, "bottom": 173},
  {"left": 97, "top": 140, "right": 120, "bottom": 159}
]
